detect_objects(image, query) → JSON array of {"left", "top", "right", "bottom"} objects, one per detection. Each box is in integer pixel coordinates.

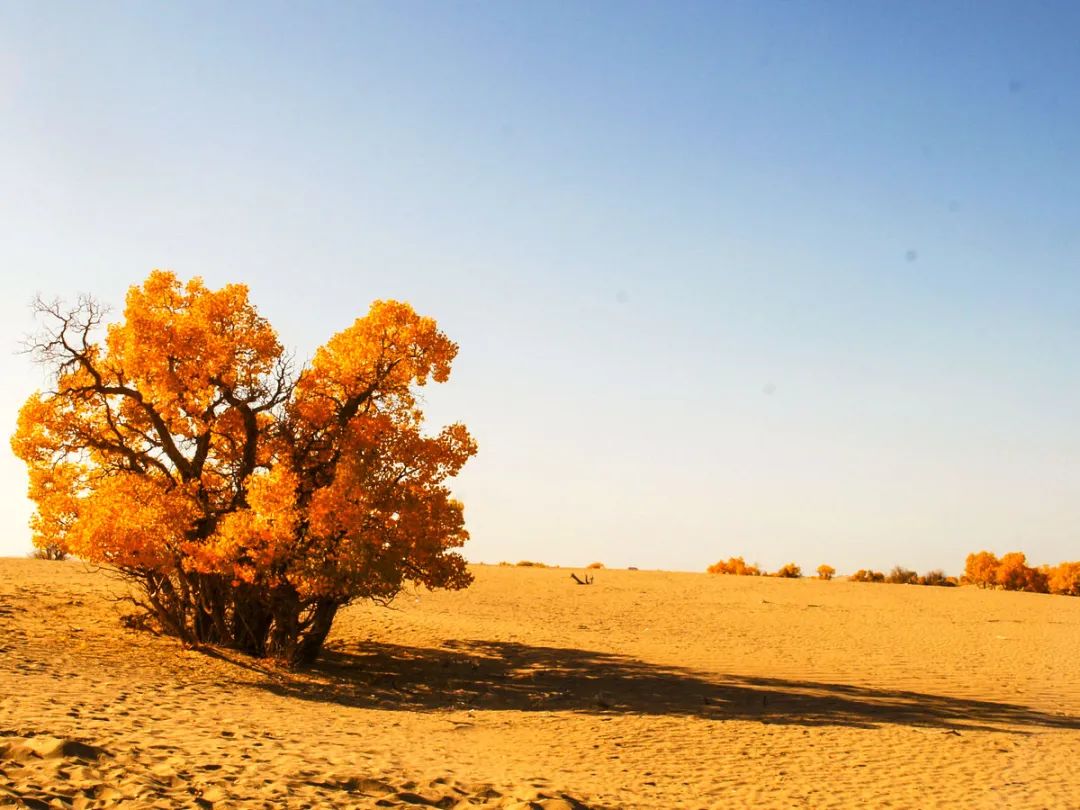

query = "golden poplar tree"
[{"left": 12, "top": 271, "right": 476, "bottom": 666}]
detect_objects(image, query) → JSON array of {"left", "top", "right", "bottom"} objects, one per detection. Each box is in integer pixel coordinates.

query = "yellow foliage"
[
  {"left": 816, "top": 564, "right": 835, "bottom": 581},
  {"left": 1047, "top": 562, "right": 1080, "bottom": 596},
  {"left": 963, "top": 551, "right": 1000, "bottom": 589},
  {"left": 994, "top": 552, "right": 1048, "bottom": 593},
  {"left": 963, "top": 550, "right": 1051, "bottom": 593},
  {"left": 11, "top": 271, "right": 476, "bottom": 665},
  {"left": 707, "top": 556, "right": 762, "bottom": 576}
]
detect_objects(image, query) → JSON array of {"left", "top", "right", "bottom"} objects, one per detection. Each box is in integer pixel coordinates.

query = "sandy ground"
[{"left": 2, "top": 559, "right": 1079, "bottom": 809}]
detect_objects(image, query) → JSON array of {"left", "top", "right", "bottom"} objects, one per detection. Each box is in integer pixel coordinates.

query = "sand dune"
[{"left": 2, "top": 559, "right": 1079, "bottom": 808}]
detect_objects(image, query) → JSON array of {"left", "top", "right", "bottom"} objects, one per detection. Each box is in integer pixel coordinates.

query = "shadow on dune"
[{"left": 246, "top": 639, "right": 1080, "bottom": 733}]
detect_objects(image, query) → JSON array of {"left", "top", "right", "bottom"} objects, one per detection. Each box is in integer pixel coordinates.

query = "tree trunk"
[
  {"left": 289, "top": 600, "right": 339, "bottom": 668},
  {"left": 267, "top": 588, "right": 301, "bottom": 660},
  {"left": 132, "top": 568, "right": 340, "bottom": 666},
  {"left": 230, "top": 588, "right": 273, "bottom": 657},
  {"left": 192, "top": 576, "right": 230, "bottom": 644}
]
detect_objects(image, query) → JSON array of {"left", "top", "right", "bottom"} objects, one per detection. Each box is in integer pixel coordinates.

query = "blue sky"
[{"left": 2, "top": 1, "right": 1079, "bottom": 573}]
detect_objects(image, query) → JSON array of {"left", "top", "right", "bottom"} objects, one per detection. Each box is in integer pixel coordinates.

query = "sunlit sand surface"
[{"left": 2, "top": 559, "right": 1079, "bottom": 808}]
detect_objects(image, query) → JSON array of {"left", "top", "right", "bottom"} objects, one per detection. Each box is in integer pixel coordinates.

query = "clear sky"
[{"left": 2, "top": 1, "right": 1079, "bottom": 574}]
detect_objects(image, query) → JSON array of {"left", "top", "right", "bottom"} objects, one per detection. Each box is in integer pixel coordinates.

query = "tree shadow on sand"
[{"left": 245, "top": 639, "right": 1080, "bottom": 733}]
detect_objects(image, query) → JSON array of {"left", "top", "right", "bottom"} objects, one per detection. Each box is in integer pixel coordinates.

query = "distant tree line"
[
  {"left": 849, "top": 567, "right": 957, "bottom": 586},
  {"left": 963, "top": 551, "right": 1080, "bottom": 596},
  {"left": 707, "top": 551, "right": 1080, "bottom": 597}
]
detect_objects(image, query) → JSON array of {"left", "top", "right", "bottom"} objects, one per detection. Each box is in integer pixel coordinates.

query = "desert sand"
[{"left": 2, "top": 558, "right": 1079, "bottom": 809}]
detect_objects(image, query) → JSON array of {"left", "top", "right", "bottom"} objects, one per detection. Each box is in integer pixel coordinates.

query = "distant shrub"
[
  {"left": 963, "top": 551, "right": 1000, "bottom": 589},
  {"left": 850, "top": 569, "right": 885, "bottom": 583},
  {"left": 30, "top": 543, "right": 68, "bottom": 561},
  {"left": 707, "top": 556, "right": 762, "bottom": 576},
  {"left": 516, "top": 560, "right": 548, "bottom": 568},
  {"left": 773, "top": 563, "right": 801, "bottom": 579},
  {"left": 816, "top": 564, "right": 835, "bottom": 581},
  {"left": 886, "top": 566, "right": 919, "bottom": 585},
  {"left": 918, "top": 569, "right": 955, "bottom": 587},
  {"left": 587, "top": 562, "right": 604, "bottom": 569},
  {"left": 497, "top": 561, "right": 512, "bottom": 567},
  {"left": 995, "top": 552, "right": 1047, "bottom": 593},
  {"left": 995, "top": 551, "right": 1028, "bottom": 590},
  {"left": 1047, "top": 562, "right": 1080, "bottom": 596}
]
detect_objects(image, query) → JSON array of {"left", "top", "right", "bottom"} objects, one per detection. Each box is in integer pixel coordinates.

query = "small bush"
[
  {"left": 30, "top": 543, "right": 68, "bottom": 561},
  {"left": 918, "top": 569, "right": 955, "bottom": 587},
  {"left": 587, "top": 562, "right": 604, "bottom": 569},
  {"left": 850, "top": 569, "right": 885, "bottom": 583},
  {"left": 886, "top": 566, "right": 919, "bottom": 585},
  {"left": 707, "top": 556, "right": 762, "bottom": 576},
  {"left": 773, "top": 563, "right": 801, "bottom": 578},
  {"left": 816, "top": 564, "right": 835, "bottom": 581},
  {"left": 516, "top": 560, "right": 548, "bottom": 568}
]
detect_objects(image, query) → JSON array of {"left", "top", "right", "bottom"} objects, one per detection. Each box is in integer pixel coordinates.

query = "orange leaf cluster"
[{"left": 706, "top": 556, "right": 762, "bottom": 576}]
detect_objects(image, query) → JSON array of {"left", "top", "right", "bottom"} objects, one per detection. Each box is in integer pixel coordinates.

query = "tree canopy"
[{"left": 12, "top": 271, "right": 476, "bottom": 666}]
